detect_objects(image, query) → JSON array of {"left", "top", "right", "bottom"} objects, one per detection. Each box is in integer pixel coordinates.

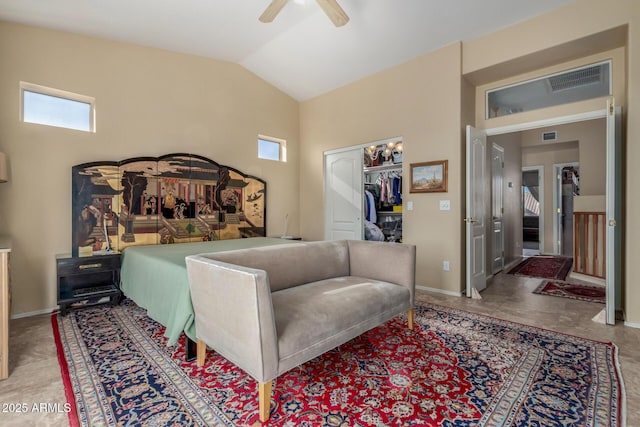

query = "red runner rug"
[
  {"left": 53, "top": 300, "right": 625, "bottom": 426},
  {"left": 507, "top": 255, "right": 573, "bottom": 280},
  {"left": 534, "top": 280, "right": 606, "bottom": 304}
]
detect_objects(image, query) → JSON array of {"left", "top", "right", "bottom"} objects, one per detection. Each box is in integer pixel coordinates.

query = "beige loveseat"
[{"left": 185, "top": 239, "right": 416, "bottom": 422}]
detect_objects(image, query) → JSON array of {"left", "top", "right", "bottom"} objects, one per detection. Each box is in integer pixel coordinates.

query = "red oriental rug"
[
  {"left": 534, "top": 280, "right": 606, "bottom": 304},
  {"left": 507, "top": 255, "right": 573, "bottom": 280},
  {"left": 53, "top": 300, "right": 625, "bottom": 426}
]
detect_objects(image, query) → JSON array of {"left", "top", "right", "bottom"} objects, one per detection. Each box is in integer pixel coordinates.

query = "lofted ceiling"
[{"left": 0, "top": 0, "right": 574, "bottom": 101}]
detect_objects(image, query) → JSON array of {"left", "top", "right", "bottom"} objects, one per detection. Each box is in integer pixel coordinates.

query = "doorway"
[
  {"left": 522, "top": 166, "right": 543, "bottom": 256},
  {"left": 491, "top": 143, "right": 505, "bottom": 273},
  {"left": 553, "top": 163, "right": 579, "bottom": 256},
  {"left": 469, "top": 106, "right": 621, "bottom": 326}
]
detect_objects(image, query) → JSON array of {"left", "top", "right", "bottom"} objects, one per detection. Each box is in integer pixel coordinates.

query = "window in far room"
[
  {"left": 258, "top": 135, "right": 286, "bottom": 162},
  {"left": 20, "top": 81, "right": 95, "bottom": 132}
]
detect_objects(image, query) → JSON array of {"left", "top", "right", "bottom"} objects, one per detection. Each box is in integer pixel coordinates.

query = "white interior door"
[
  {"left": 553, "top": 166, "right": 563, "bottom": 255},
  {"left": 324, "top": 148, "right": 363, "bottom": 240},
  {"left": 606, "top": 99, "right": 622, "bottom": 325},
  {"left": 492, "top": 143, "right": 505, "bottom": 274},
  {"left": 466, "top": 125, "right": 487, "bottom": 296}
]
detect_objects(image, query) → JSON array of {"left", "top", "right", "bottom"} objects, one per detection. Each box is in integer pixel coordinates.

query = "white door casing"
[
  {"left": 606, "top": 99, "right": 622, "bottom": 325},
  {"left": 466, "top": 126, "right": 487, "bottom": 296},
  {"left": 324, "top": 148, "right": 363, "bottom": 241}
]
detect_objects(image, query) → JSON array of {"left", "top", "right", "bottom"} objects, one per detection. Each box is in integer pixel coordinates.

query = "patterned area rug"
[
  {"left": 507, "top": 256, "right": 573, "bottom": 280},
  {"left": 534, "top": 281, "right": 606, "bottom": 304},
  {"left": 53, "top": 300, "right": 625, "bottom": 426}
]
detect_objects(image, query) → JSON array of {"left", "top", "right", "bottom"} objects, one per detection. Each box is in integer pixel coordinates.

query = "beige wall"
[
  {"left": 464, "top": 0, "right": 639, "bottom": 323},
  {"left": 300, "top": 43, "right": 465, "bottom": 294},
  {"left": 0, "top": 22, "right": 300, "bottom": 315},
  {"left": 521, "top": 119, "right": 606, "bottom": 197}
]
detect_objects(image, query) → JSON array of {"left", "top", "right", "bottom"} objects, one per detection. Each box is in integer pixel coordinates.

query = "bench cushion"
[{"left": 271, "top": 276, "right": 411, "bottom": 374}]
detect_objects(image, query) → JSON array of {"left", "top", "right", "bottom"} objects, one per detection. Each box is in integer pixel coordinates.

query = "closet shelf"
[{"left": 364, "top": 163, "right": 402, "bottom": 173}]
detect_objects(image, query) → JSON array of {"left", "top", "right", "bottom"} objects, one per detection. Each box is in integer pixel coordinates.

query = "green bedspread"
[{"left": 120, "top": 237, "right": 290, "bottom": 346}]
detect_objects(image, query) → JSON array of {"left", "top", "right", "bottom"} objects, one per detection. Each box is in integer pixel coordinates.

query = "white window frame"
[
  {"left": 258, "top": 135, "right": 287, "bottom": 162},
  {"left": 485, "top": 60, "right": 612, "bottom": 120},
  {"left": 20, "top": 81, "right": 96, "bottom": 132}
]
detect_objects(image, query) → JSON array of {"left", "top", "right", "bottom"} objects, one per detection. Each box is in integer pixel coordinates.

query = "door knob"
[{"left": 464, "top": 218, "right": 478, "bottom": 223}]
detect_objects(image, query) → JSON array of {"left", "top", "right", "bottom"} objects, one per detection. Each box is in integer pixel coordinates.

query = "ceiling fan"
[{"left": 259, "top": 0, "right": 350, "bottom": 27}]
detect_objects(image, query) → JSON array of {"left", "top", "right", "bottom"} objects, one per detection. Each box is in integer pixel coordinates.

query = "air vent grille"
[
  {"left": 548, "top": 65, "right": 602, "bottom": 92},
  {"left": 542, "top": 131, "right": 557, "bottom": 141}
]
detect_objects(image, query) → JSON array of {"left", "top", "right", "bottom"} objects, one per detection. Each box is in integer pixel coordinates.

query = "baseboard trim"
[
  {"left": 11, "top": 307, "right": 56, "bottom": 319},
  {"left": 623, "top": 320, "right": 640, "bottom": 328},
  {"left": 416, "top": 285, "right": 464, "bottom": 297},
  {"left": 503, "top": 258, "right": 521, "bottom": 272},
  {"left": 569, "top": 272, "right": 605, "bottom": 286}
]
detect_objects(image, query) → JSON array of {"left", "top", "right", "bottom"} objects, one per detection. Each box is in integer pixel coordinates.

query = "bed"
[
  {"left": 71, "top": 153, "right": 279, "bottom": 351},
  {"left": 120, "top": 237, "right": 290, "bottom": 346}
]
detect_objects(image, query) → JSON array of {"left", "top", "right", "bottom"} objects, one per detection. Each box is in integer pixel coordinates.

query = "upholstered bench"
[{"left": 185, "top": 239, "right": 416, "bottom": 422}]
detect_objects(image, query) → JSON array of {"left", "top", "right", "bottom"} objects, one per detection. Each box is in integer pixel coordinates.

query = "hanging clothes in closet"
[{"left": 375, "top": 171, "right": 402, "bottom": 209}]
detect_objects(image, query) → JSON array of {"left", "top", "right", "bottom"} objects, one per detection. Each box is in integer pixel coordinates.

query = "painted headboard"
[{"left": 71, "top": 153, "right": 266, "bottom": 256}]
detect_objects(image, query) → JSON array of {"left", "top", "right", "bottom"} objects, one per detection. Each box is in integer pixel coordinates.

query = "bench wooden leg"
[
  {"left": 407, "top": 308, "right": 414, "bottom": 330},
  {"left": 196, "top": 339, "right": 206, "bottom": 367},
  {"left": 259, "top": 380, "right": 273, "bottom": 422}
]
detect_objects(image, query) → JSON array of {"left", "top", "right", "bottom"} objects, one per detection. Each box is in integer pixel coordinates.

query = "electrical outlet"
[{"left": 443, "top": 261, "right": 450, "bottom": 271}]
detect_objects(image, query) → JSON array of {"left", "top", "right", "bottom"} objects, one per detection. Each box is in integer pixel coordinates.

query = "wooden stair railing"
[{"left": 573, "top": 212, "right": 606, "bottom": 279}]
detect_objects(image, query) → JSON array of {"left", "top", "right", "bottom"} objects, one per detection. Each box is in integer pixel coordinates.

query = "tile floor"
[{"left": 1, "top": 270, "right": 639, "bottom": 426}]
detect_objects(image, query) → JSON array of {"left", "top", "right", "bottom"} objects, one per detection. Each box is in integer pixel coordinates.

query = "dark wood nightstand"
[{"left": 56, "top": 252, "right": 122, "bottom": 315}]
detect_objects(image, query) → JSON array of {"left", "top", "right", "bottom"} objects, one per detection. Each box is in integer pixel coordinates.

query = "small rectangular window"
[
  {"left": 486, "top": 61, "right": 611, "bottom": 119},
  {"left": 21, "top": 82, "right": 95, "bottom": 132},
  {"left": 258, "top": 135, "right": 286, "bottom": 162}
]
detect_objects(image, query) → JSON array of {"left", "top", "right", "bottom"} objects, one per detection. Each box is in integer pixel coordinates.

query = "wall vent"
[
  {"left": 548, "top": 65, "right": 602, "bottom": 92},
  {"left": 542, "top": 131, "right": 557, "bottom": 141}
]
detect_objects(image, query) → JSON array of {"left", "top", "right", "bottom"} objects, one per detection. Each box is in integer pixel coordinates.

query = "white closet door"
[{"left": 324, "top": 148, "right": 363, "bottom": 240}]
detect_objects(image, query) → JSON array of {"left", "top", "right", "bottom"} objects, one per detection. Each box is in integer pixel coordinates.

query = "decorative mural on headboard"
[{"left": 71, "top": 153, "right": 266, "bottom": 256}]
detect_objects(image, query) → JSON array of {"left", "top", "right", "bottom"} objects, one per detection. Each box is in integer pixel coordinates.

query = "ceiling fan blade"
[
  {"left": 259, "top": 0, "right": 289, "bottom": 23},
  {"left": 315, "top": 0, "right": 349, "bottom": 27}
]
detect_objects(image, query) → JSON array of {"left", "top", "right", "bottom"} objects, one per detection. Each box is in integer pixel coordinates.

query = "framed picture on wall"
[{"left": 409, "top": 160, "right": 448, "bottom": 193}]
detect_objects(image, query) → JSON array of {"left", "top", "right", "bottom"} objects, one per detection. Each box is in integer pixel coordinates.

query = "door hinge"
[{"left": 609, "top": 96, "right": 615, "bottom": 115}]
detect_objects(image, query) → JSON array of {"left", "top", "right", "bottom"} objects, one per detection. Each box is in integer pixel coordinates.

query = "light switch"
[
  {"left": 407, "top": 201, "right": 413, "bottom": 211},
  {"left": 439, "top": 200, "right": 450, "bottom": 211}
]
